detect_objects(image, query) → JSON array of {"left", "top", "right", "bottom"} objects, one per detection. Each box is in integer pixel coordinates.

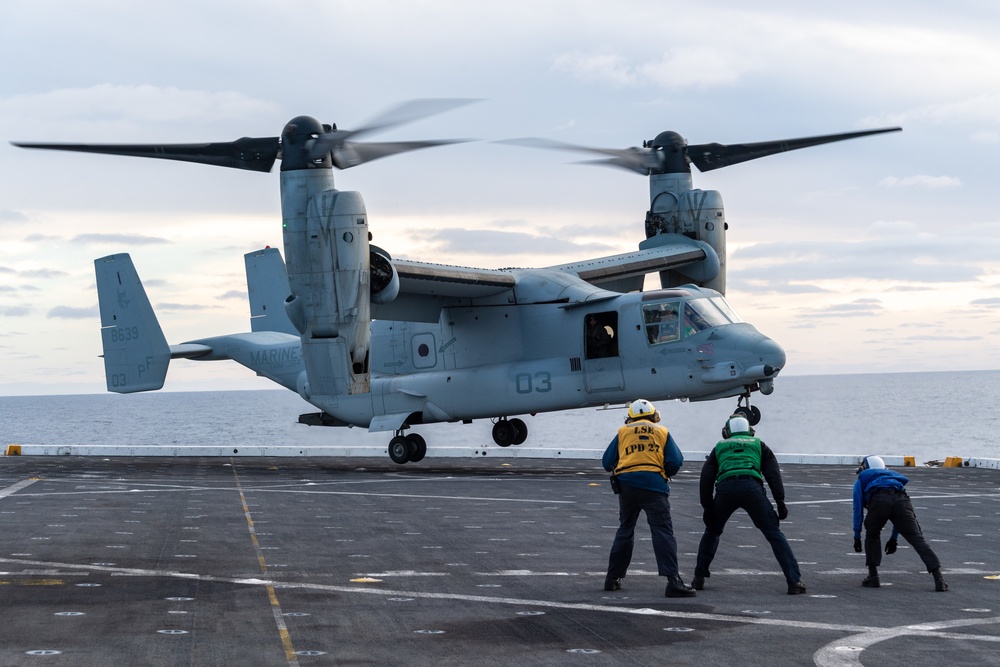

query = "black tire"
[
  {"left": 389, "top": 436, "right": 411, "bottom": 464},
  {"left": 748, "top": 405, "right": 762, "bottom": 426},
  {"left": 406, "top": 433, "right": 427, "bottom": 462},
  {"left": 492, "top": 420, "right": 514, "bottom": 447},
  {"left": 509, "top": 418, "right": 527, "bottom": 445}
]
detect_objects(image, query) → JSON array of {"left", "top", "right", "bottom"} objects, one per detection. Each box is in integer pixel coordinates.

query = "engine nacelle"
[
  {"left": 646, "top": 174, "right": 728, "bottom": 294},
  {"left": 370, "top": 245, "right": 399, "bottom": 305},
  {"left": 281, "top": 168, "right": 372, "bottom": 395}
]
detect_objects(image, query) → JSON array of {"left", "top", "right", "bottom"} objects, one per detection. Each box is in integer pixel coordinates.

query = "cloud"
[
  {"left": 70, "top": 234, "right": 170, "bottom": 246},
  {"left": 551, "top": 46, "right": 745, "bottom": 90},
  {"left": 155, "top": 303, "right": 220, "bottom": 311},
  {"left": 971, "top": 297, "right": 1000, "bottom": 307},
  {"left": 421, "top": 228, "right": 616, "bottom": 258},
  {"left": 799, "top": 298, "right": 884, "bottom": 318},
  {"left": 0, "top": 209, "right": 28, "bottom": 223},
  {"left": 47, "top": 305, "right": 96, "bottom": 319},
  {"left": 1, "top": 305, "right": 32, "bottom": 317},
  {"left": 20, "top": 268, "right": 68, "bottom": 279},
  {"left": 879, "top": 175, "right": 962, "bottom": 189},
  {"left": 218, "top": 290, "right": 248, "bottom": 301}
]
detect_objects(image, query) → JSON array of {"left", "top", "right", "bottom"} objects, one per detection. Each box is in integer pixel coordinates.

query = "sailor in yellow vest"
[
  {"left": 692, "top": 414, "right": 806, "bottom": 595},
  {"left": 602, "top": 399, "right": 696, "bottom": 597}
]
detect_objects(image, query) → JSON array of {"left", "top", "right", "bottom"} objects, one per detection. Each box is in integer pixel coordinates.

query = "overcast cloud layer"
[{"left": 1, "top": 0, "right": 998, "bottom": 395}]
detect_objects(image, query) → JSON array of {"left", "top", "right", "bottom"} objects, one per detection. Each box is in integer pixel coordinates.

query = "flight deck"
[{"left": 0, "top": 455, "right": 997, "bottom": 666}]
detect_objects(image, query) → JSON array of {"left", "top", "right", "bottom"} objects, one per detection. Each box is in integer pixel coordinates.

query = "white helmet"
[
  {"left": 862, "top": 455, "right": 886, "bottom": 470},
  {"left": 724, "top": 414, "right": 751, "bottom": 437},
  {"left": 627, "top": 399, "right": 657, "bottom": 421}
]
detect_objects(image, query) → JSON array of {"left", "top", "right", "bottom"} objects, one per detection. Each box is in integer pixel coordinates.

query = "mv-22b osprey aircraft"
[{"left": 15, "top": 101, "right": 899, "bottom": 463}]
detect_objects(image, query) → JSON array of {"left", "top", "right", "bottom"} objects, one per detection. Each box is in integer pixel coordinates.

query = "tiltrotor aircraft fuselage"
[{"left": 14, "top": 102, "right": 899, "bottom": 463}]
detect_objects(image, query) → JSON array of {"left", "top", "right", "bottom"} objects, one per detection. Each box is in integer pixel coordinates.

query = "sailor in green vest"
[
  {"left": 602, "top": 399, "right": 696, "bottom": 598},
  {"left": 692, "top": 414, "right": 806, "bottom": 595}
]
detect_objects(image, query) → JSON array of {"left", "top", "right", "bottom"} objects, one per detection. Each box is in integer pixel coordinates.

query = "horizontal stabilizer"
[{"left": 94, "top": 254, "right": 170, "bottom": 393}]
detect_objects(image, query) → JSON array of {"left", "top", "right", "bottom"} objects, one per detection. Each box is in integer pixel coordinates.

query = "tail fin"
[
  {"left": 245, "top": 247, "right": 298, "bottom": 335},
  {"left": 94, "top": 254, "right": 170, "bottom": 393}
]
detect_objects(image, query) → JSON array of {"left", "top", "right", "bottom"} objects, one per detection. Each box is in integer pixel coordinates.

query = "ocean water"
[{"left": 1, "top": 370, "right": 998, "bottom": 461}]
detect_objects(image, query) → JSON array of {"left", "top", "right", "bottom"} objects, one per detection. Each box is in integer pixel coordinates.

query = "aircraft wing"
[
  {"left": 546, "top": 239, "right": 712, "bottom": 290},
  {"left": 373, "top": 237, "right": 715, "bottom": 322}
]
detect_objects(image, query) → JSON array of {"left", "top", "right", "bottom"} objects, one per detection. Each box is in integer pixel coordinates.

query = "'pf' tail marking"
[{"left": 94, "top": 254, "right": 169, "bottom": 393}]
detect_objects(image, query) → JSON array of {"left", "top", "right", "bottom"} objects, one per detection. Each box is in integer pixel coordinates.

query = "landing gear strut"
[
  {"left": 491, "top": 417, "right": 528, "bottom": 447},
  {"left": 733, "top": 392, "right": 762, "bottom": 426},
  {"left": 388, "top": 430, "right": 427, "bottom": 464}
]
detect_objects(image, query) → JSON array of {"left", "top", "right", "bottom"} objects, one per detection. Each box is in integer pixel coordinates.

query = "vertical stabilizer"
[
  {"left": 245, "top": 247, "right": 297, "bottom": 335},
  {"left": 94, "top": 254, "right": 170, "bottom": 392}
]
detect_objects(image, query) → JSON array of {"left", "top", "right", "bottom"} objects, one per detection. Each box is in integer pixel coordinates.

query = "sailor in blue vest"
[
  {"left": 692, "top": 414, "right": 806, "bottom": 595},
  {"left": 853, "top": 455, "right": 948, "bottom": 591},
  {"left": 602, "top": 399, "right": 696, "bottom": 598}
]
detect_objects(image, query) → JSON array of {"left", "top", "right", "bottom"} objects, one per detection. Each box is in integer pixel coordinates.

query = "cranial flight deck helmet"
[
  {"left": 857, "top": 455, "right": 886, "bottom": 474},
  {"left": 722, "top": 414, "right": 752, "bottom": 438},
  {"left": 627, "top": 399, "right": 660, "bottom": 422}
]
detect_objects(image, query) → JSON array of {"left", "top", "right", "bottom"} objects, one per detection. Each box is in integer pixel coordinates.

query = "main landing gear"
[
  {"left": 492, "top": 417, "right": 528, "bottom": 447},
  {"left": 733, "top": 392, "right": 762, "bottom": 426},
  {"left": 388, "top": 430, "right": 427, "bottom": 464}
]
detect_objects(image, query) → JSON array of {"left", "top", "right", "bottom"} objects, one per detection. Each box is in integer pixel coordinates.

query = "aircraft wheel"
[
  {"left": 389, "top": 436, "right": 411, "bottom": 464},
  {"left": 510, "top": 418, "right": 527, "bottom": 445},
  {"left": 748, "top": 405, "right": 762, "bottom": 426},
  {"left": 406, "top": 433, "right": 427, "bottom": 462},
  {"left": 492, "top": 420, "right": 514, "bottom": 447}
]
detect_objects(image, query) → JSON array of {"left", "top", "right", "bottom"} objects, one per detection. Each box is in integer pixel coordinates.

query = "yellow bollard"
[
  {"left": 5, "top": 445, "right": 22, "bottom": 456},
  {"left": 903, "top": 456, "right": 915, "bottom": 467},
  {"left": 943, "top": 456, "right": 964, "bottom": 467}
]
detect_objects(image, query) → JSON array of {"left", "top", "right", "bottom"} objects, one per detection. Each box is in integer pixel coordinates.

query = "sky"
[{"left": 1, "top": 0, "right": 999, "bottom": 396}]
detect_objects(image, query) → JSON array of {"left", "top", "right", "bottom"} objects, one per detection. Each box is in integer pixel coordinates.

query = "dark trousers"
[
  {"left": 864, "top": 490, "right": 941, "bottom": 572},
  {"left": 606, "top": 484, "right": 680, "bottom": 578},
  {"left": 694, "top": 477, "right": 801, "bottom": 585}
]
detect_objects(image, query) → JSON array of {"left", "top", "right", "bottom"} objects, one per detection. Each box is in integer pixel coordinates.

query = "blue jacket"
[
  {"left": 852, "top": 468, "right": 906, "bottom": 539},
  {"left": 602, "top": 427, "right": 683, "bottom": 495}
]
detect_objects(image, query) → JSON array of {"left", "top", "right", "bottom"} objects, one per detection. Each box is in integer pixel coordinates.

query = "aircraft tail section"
[
  {"left": 245, "top": 247, "right": 298, "bottom": 335},
  {"left": 94, "top": 254, "right": 170, "bottom": 393}
]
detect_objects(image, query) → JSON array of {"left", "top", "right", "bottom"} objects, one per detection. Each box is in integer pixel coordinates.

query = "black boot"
[
  {"left": 862, "top": 567, "right": 880, "bottom": 588},
  {"left": 931, "top": 568, "right": 948, "bottom": 592},
  {"left": 603, "top": 575, "right": 623, "bottom": 591},
  {"left": 691, "top": 575, "right": 705, "bottom": 591},
  {"left": 665, "top": 575, "right": 696, "bottom": 598}
]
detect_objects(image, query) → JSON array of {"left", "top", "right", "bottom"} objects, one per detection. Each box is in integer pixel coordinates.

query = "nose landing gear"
[{"left": 733, "top": 392, "right": 762, "bottom": 426}]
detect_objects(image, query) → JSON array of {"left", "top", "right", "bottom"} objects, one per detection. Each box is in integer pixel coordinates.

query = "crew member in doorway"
[
  {"left": 852, "top": 455, "right": 948, "bottom": 591},
  {"left": 692, "top": 414, "right": 807, "bottom": 595},
  {"left": 586, "top": 315, "right": 613, "bottom": 358},
  {"left": 602, "top": 399, "right": 696, "bottom": 598}
]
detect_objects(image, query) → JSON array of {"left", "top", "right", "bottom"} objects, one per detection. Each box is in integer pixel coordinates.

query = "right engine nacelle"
[
  {"left": 370, "top": 245, "right": 399, "bottom": 305},
  {"left": 646, "top": 183, "right": 727, "bottom": 294}
]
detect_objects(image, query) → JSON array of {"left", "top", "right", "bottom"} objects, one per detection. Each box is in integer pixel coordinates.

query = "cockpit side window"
[{"left": 642, "top": 301, "right": 680, "bottom": 345}]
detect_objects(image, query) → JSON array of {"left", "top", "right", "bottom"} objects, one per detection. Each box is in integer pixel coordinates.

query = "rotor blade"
[
  {"left": 332, "top": 139, "right": 471, "bottom": 169},
  {"left": 308, "top": 98, "right": 479, "bottom": 162},
  {"left": 575, "top": 157, "right": 651, "bottom": 176},
  {"left": 498, "top": 137, "right": 651, "bottom": 173},
  {"left": 348, "top": 98, "right": 480, "bottom": 140},
  {"left": 686, "top": 127, "right": 901, "bottom": 172},
  {"left": 11, "top": 136, "right": 281, "bottom": 172}
]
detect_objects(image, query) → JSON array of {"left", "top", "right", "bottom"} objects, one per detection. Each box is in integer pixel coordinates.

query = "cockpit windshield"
[
  {"left": 709, "top": 296, "right": 743, "bottom": 323},
  {"left": 684, "top": 299, "right": 729, "bottom": 336},
  {"left": 644, "top": 296, "right": 737, "bottom": 346}
]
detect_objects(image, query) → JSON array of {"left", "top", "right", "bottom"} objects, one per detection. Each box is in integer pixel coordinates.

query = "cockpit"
[{"left": 641, "top": 289, "right": 743, "bottom": 346}]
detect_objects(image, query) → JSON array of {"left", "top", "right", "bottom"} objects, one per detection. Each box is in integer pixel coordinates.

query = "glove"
[
  {"left": 702, "top": 507, "right": 715, "bottom": 528},
  {"left": 853, "top": 538, "right": 863, "bottom": 553},
  {"left": 885, "top": 538, "right": 897, "bottom": 555},
  {"left": 776, "top": 501, "right": 788, "bottom": 521}
]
